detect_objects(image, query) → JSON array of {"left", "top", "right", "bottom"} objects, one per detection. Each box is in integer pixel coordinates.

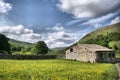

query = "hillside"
[
  {"left": 9, "top": 39, "right": 32, "bottom": 53},
  {"left": 52, "top": 47, "right": 66, "bottom": 50},
  {"left": 74, "top": 22, "right": 120, "bottom": 53},
  {"left": 9, "top": 39, "right": 32, "bottom": 47}
]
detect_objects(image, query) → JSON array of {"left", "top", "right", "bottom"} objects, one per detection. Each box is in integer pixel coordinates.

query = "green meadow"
[{"left": 0, "top": 59, "right": 118, "bottom": 80}]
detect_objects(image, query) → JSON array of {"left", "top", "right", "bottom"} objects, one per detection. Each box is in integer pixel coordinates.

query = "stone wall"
[
  {"left": 66, "top": 45, "right": 96, "bottom": 63},
  {"left": 0, "top": 54, "right": 64, "bottom": 60}
]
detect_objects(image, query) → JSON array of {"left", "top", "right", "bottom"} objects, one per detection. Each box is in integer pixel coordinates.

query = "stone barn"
[{"left": 66, "top": 44, "right": 115, "bottom": 63}]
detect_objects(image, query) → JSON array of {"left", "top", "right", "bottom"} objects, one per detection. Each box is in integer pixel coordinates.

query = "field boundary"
[{"left": 0, "top": 54, "right": 65, "bottom": 60}]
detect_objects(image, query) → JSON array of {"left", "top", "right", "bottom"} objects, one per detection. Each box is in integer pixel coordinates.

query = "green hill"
[
  {"left": 74, "top": 22, "right": 120, "bottom": 54},
  {"left": 9, "top": 39, "right": 32, "bottom": 54},
  {"left": 9, "top": 39, "right": 32, "bottom": 47}
]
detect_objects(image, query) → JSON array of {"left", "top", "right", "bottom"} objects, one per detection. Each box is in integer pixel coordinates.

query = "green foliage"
[
  {"left": 50, "top": 50, "right": 59, "bottom": 54},
  {"left": 50, "top": 48, "right": 66, "bottom": 55},
  {"left": 116, "top": 49, "right": 120, "bottom": 54},
  {"left": 0, "top": 59, "right": 118, "bottom": 80},
  {"left": 9, "top": 39, "right": 32, "bottom": 54},
  {"left": 11, "top": 46, "right": 22, "bottom": 51},
  {"left": 21, "top": 46, "right": 32, "bottom": 52},
  {"left": 9, "top": 39, "right": 32, "bottom": 52},
  {"left": 31, "top": 41, "right": 48, "bottom": 55},
  {"left": 112, "top": 44, "right": 118, "bottom": 51},
  {"left": 0, "top": 34, "right": 10, "bottom": 53}
]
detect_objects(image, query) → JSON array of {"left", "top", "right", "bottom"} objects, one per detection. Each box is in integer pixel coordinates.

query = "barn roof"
[{"left": 69, "top": 44, "right": 114, "bottom": 52}]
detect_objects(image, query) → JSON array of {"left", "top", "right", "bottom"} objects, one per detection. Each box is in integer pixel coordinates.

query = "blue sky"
[
  {"left": 5, "top": 0, "right": 73, "bottom": 26},
  {"left": 0, "top": 0, "right": 120, "bottom": 48}
]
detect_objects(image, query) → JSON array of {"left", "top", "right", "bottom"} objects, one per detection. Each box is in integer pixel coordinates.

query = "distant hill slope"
[
  {"left": 52, "top": 47, "right": 66, "bottom": 50},
  {"left": 79, "top": 23, "right": 120, "bottom": 43},
  {"left": 73, "top": 22, "right": 120, "bottom": 53},
  {"left": 9, "top": 39, "right": 32, "bottom": 47},
  {"left": 9, "top": 39, "right": 32, "bottom": 53}
]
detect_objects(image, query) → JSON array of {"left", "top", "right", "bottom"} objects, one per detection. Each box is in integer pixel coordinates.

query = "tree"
[
  {"left": 0, "top": 34, "right": 10, "bottom": 54},
  {"left": 112, "top": 44, "right": 118, "bottom": 51},
  {"left": 31, "top": 41, "right": 48, "bottom": 55},
  {"left": 116, "top": 49, "right": 120, "bottom": 54}
]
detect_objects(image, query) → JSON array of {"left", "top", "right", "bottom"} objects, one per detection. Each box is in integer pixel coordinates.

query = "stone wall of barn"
[
  {"left": 66, "top": 44, "right": 116, "bottom": 63},
  {"left": 66, "top": 46, "right": 97, "bottom": 63}
]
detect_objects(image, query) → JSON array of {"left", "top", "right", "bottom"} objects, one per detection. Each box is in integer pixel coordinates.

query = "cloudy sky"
[{"left": 0, "top": 0, "right": 120, "bottom": 48}]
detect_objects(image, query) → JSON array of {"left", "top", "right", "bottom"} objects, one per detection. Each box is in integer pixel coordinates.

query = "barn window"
[
  {"left": 108, "top": 53, "right": 115, "bottom": 58},
  {"left": 108, "top": 53, "right": 111, "bottom": 57},
  {"left": 112, "top": 54, "right": 115, "bottom": 58},
  {"left": 98, "top": 53, "right": 103, "bottom": 58},
  {"left": 70, "top": 48, "right": 73, "bottom": 52}
]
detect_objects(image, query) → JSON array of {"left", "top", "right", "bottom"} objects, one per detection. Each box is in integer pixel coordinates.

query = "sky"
[{"left": 0, "top": 0, "right": 120, "bottom": 48}]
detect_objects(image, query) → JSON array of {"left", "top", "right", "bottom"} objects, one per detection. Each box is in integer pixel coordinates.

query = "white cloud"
[
  {"left": 44, "top": 26, "right": 77, "bottom": 48},
  {"left": 0, "top": 25, "right": 41, "bottom": 43},
  {"left": 80, "top": 13, "right": 118, "bottom": 29},
  {"left": 110, "top": 16, "right": 120, "bottom": 24},
  {"left": 57, "top": 0, "right": 120, "bottom": 18},
  {"left": 46, "top": 25, "right": 63, "bottom": 31},
  {"left": 0, "top": 25, "right": 78, "bottom": 48},
  {"left": 94, "top": 23, "right": 102, "bottom": 29},
  {"left": 0, "top": 0, "right": 12, "bottom": 26},
  {"left": 0, "top": 0, "right": 12, "bottom": 14},
  {"left": 82, "top": 13, "right": 115, "bottom": 25}
]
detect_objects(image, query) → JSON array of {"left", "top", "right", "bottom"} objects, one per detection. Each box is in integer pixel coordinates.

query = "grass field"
[{"left": 0, "top": 59, "right": 118, "bottom": 80}]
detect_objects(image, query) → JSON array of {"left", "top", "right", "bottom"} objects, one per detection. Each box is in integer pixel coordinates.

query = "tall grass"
[{"left": 0, "top": 59, "right": 118, "bottom": 80}]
